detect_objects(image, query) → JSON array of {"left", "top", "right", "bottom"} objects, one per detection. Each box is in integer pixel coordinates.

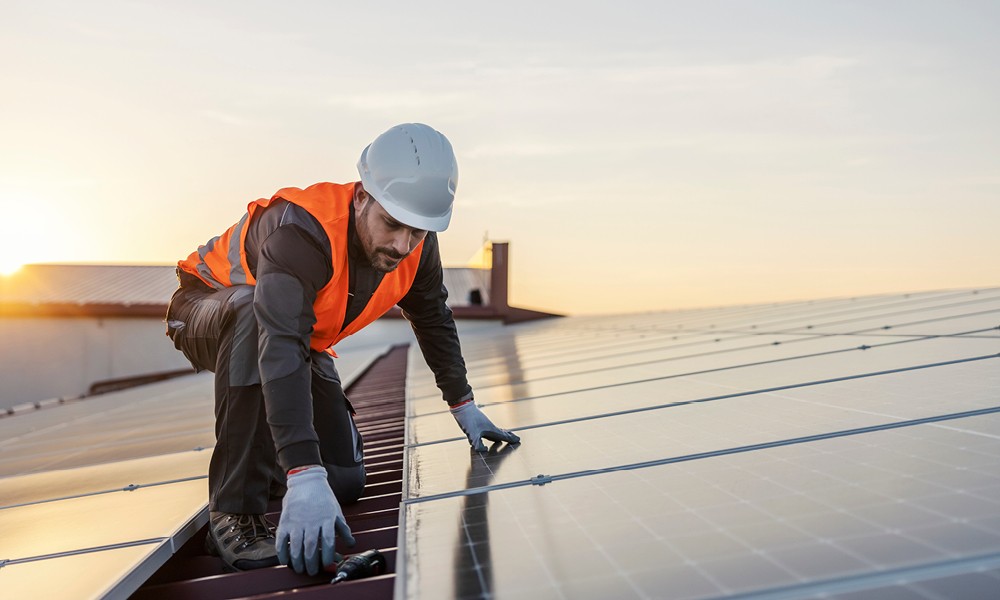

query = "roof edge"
[{"left": 0, "top": 302, "right": 169, "bottom": 319}]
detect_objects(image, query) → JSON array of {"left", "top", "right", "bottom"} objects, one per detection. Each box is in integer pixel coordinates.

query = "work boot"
[{"left": 205, "top": 512, "right": 279, "bottom": 571}]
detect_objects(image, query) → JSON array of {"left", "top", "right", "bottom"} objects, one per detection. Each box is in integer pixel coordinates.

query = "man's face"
[{"left": 355, "top": 192, "right": 428, "bottom": 273}]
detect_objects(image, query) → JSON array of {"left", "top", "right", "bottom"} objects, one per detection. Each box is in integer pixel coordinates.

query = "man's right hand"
[{"left": 276, "top": 465, "right": 355, "bottom": 575}]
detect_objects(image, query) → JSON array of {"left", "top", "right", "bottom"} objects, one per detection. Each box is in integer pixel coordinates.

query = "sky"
[{"left": 1, "top": 0, "right": 998, "bottom": 315}]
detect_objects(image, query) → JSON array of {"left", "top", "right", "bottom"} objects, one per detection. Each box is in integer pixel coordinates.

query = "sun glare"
[
  {"left": 0, "top": 259, "right": 24, "bottom": 276},
  {"left": 0, "top": 219, "right": 31, "bottom": 275},
  {"left": 1, "top": 193, "right": 71, "bottom": 275}
]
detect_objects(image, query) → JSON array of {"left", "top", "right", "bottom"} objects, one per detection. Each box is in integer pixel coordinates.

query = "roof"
[
  {"left": 3, "top": 286, "right": 997, "bottom": 598},
  {"left": 0, "top": 264, "right": 496, "bottom": 318},
  {"left": 0, "top": 264, "right": 179, "bottom": 313},
  {"left": 441, "top": 267, "right": 491, "bottom": 306},
  {"left": 0, "top": 265, "right": 494, "bottom": 308}
]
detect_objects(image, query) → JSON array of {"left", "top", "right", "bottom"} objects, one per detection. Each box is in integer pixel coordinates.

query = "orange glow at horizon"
[{"left": 0, "top": 193, "right": 88, "bottom": 276}]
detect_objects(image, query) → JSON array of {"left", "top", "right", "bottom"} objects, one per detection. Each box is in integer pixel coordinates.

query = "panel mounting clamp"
[{"left": 530, "top": 474, "right": 553, "bottom": 486}]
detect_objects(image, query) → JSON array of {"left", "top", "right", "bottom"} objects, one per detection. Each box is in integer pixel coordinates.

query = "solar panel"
[
  {"left": 408, "top": 337, "right": 998, "bottom": 446},
  {"left": 0, "top": 544, "right": 166, "bottom": 600},
  {"left": 398, "top": 288, "right": 1000, "bottom": 599},
  {"left": 403, "top": 403, "right": 1000, "bottom": 599},
  {"left": 0, "top": 477, "right": 206, "bottom": 560},
  {"left": 0, "top": 449, "right": 209, "bottom": 509},
  {"left": 0, "top": 374, "right": 215, "bottom": 478},
  {"left": 0, "top": 344, "right": 390, "bottom": 599},
  {"left": 406, "top": 359, "right": 1000, "bottom": 498}
]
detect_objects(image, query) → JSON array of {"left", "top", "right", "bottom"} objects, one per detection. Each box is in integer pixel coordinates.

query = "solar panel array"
[
  {"left": 3, "top": 287, "right": 998, "bottom": 599},
  {"left": 399, "top": 288, "right": 1000, "bottom": 599},
  {"left": 0, "top": 351, "right": 379, "bottom": 599}
]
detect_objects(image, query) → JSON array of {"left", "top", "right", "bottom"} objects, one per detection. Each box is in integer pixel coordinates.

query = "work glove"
[
  {"left": 276, "top": 465, "right": 355, "bottom": 576},
  {"left": 451, "top": 399, "right": 520, "bottom": 452}
]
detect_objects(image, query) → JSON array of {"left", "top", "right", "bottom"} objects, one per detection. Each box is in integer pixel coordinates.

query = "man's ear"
[{"left": 353, "top": 185, "right": 368, "bottom": 214}]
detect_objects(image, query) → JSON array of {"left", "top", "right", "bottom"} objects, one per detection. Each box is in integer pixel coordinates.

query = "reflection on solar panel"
[{"left": 400, "top": 288, "right": 1000, "bottom": 599}]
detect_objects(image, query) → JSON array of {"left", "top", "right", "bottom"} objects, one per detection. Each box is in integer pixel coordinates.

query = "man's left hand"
[{"left": 451, "top": 399, "right": 520, "bottom": 452}]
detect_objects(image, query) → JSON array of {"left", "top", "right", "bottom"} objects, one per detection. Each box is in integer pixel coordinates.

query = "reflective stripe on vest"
[{"left": 178, "top": 182, "right": 424, "bottom": 352}]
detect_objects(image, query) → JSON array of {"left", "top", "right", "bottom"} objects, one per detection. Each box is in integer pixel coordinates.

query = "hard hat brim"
[{"left": 376, "top": 195, "right": 453, "bottom": 233}]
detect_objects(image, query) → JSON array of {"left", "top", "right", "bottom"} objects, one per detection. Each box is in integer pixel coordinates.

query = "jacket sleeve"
[
  {"left": 397, "top": 233, "right": 473, "bottom": 404},
  {"left": 252, "top": 207, "right": 333, "bottom": 471}
]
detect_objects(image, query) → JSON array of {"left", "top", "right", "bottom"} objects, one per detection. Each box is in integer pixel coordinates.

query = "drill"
[{"left": 330, "top": 549, "right": 387, "bottom": 584}]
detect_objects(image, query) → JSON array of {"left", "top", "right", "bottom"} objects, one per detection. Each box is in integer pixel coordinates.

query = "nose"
[{"left": 389, "top": 230, "right": 412, "bottom": 256}]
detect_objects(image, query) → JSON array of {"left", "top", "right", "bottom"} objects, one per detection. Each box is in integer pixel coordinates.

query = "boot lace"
[{"left": 224, "top": 514, "right": 275, "bottom": 550}]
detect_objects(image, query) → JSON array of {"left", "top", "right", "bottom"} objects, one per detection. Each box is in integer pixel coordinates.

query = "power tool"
[{"left": 330, "top": 549, "right": 387, "bottom": 584}]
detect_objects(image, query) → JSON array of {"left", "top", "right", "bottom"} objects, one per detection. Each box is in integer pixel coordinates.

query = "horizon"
[{"left": 3, "top": 260, "right": 994, "bottom": 317}]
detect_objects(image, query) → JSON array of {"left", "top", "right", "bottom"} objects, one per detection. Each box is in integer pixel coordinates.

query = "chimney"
[{"left": 489, "top": 242, "right": 510, "bottom": 317}]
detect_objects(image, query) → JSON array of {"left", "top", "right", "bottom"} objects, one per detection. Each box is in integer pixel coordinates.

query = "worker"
[{"left": 165, "top": 123, "right": 519, "bottom": 575}]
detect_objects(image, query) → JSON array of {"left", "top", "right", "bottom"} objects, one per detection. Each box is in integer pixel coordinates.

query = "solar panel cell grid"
[
  {"left": 400, "top": 289, "right": 1000, "bottom": 599},
  {"left": 404, "top": 415, "right": 1000, "bottom": 598}
]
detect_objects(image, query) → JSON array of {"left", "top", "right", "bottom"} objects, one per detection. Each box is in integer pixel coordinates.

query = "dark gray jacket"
[{"left": 235, "top": 198, "right": 470, "bottom": 469}]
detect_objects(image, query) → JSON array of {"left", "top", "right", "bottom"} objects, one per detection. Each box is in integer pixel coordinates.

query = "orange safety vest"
[{"left": 178, "top": 182, "right": 424, "bottom": 353}]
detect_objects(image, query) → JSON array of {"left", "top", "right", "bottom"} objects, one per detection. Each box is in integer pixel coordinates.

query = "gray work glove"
[
  {"left": 276, "top": 465, "right": 355, "bottom": 575},
  {"left": 451, "top": 399, "right": 520, "bottom": 452}
]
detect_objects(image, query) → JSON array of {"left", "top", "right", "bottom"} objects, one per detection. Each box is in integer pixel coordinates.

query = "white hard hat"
[{"left": 357, "top": 123, "right": 459, "bottom": 232}]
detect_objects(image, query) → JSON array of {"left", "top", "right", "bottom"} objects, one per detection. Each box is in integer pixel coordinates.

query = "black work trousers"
[{"left": 166, "top": 281, "right": 365, "bottom": 515}]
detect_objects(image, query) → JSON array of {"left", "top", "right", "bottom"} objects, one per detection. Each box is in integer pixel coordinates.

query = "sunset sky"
[{"left": 2, "top": 1, "right": 997, "bottom": 314}]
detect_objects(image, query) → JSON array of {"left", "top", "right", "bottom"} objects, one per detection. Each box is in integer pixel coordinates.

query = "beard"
[
  {"left": 357, "top": 202, "right": 409, "bottom": 272},
  {"left": 367, "top": 246, "right": 406, "bottom": 273}
]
